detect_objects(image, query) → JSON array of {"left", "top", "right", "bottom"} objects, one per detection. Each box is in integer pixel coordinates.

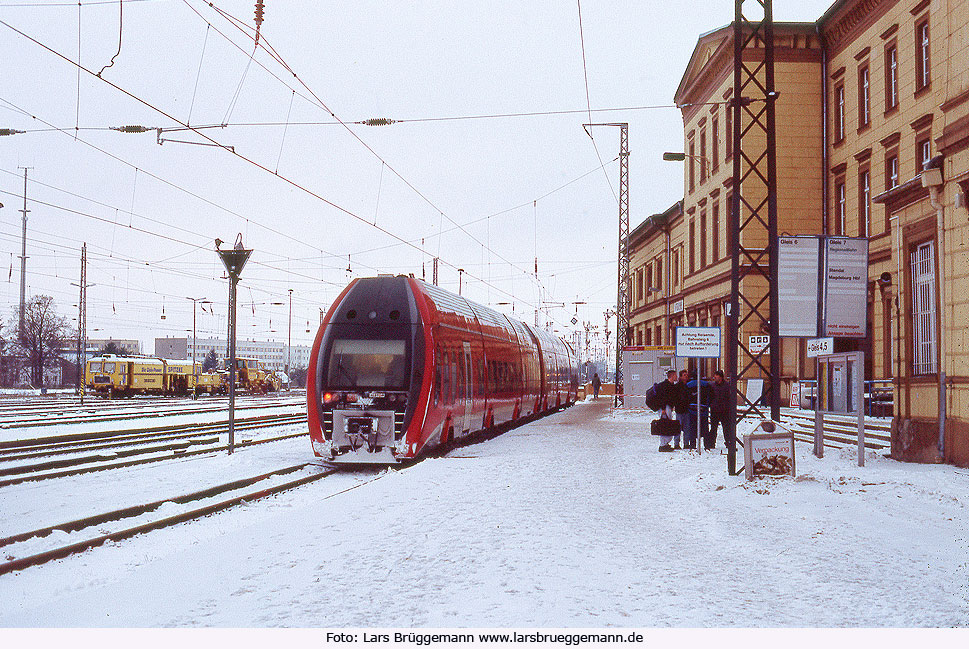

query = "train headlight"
[{"left": 323, "top": 392, "right": 335, "bottom": 404}]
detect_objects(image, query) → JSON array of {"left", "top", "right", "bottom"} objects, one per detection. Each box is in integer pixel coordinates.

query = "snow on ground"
[{"left": 1, "top": 400, "right": 968, "bottom": 628}]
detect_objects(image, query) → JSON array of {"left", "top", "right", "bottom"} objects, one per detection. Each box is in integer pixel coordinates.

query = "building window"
[
  {"left": 712, "top": 200, "right": 720, "bottom": 262},
  {"left": 725, "top": 105, "right": 733, "bottom": 159},
  {"left": 645, "top": 265, "right": 652, "bottom": 301},
  {"left": 711, "top": 117, "right": 719, "bottom": 172},
  {"left": 699, "top": 209, "right": 707, "bottom": 268},
  {"left": 672, "top": 249, "right": 680, "bottom": 289},
  {"left": 916, "top": 20, "right": 931, "bottom": 91},
  {"left": 886, "top": 153, "right": 899, "bottom": 189},
  {"left": 859, "top": 169, "right": 870, "bottom": 237},
  {"left": 655, "top": 257, "right": 663, "bottom": 293},
  {"left": 689, "top": 220, "right": 696, "bottom": 274},
  {"left": 637, "top": 268, "right": 644, "bottom": 302},
  {"left": 911, "top": 240, "right": 937, "bottom": 375},
  {"left": 835, "top": 84, "right": 845, "bottom": 142},
  {"left": 699, "top": 129, "right": 707, "bottom": 183},
  {"left": 655, "top": 325, "right": 662, "bottom": 346},
  {"left": 689, "top": 140, "right": 696, "bottom": 192},
  {"left": 858, "top": 64, "right": 870, "bottom": 127},
  {"left": 836, "top": 180, "right": 846, "bottom": 235},
  {"left": 885, "top": 43, "right": 898, "bottom": 111},
  {"left": 917, "top": 136, "right": 931, "bottom": 171},
  {"left": 644, "top": 328, "right": 651, "bottom": 346}
]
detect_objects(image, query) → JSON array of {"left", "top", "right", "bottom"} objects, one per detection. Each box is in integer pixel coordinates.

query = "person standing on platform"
[
  {"left": 686, "top": 373, "right": 712, "bottom": 450},
  {"left": 674, "top": 369, "right": 691, "bottom": 450},
  {"left": 708, "top": 369, "right": 731, "bottom": 450},
  {"left": 653, "top": 369, "right": 681, "bottom": 452},
  {"left": 591, "top": 372, "right": 602, "bottom": 400}
]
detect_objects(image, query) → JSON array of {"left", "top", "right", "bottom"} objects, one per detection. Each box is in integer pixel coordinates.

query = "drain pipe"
[{"left": 922, "top": 155, "right": 946, "bottom": 458}]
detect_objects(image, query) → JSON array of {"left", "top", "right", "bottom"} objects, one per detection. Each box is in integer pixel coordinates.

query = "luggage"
[
  {"left": 645, "top": 383, "right": 661, "bottom": 411},
  {"left": 650, "top": 416, "right": 681, "bottom": 437}
]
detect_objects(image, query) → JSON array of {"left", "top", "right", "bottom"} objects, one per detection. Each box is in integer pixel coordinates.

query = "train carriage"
[{"left": 307, "top": 275, "right": 579, "bottom": 464}]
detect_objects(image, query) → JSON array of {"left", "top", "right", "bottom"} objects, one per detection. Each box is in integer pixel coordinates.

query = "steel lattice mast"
[{"left": 727, "top": 0, "right": 781, "bottom": 474}]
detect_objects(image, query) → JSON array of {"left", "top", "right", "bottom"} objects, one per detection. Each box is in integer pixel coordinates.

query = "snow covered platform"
[{"left": 1, "top": 399, "right": 967, "bottom": 627}]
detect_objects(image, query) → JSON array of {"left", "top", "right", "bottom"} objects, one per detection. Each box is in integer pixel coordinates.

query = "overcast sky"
[{"left": 0, "top": 0, "right": 836, "bottom": 354}]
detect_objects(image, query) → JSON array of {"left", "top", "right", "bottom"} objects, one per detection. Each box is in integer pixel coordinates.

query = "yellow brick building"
[{"left": 628, "top": 0, "right": 969, "bottom": 466}]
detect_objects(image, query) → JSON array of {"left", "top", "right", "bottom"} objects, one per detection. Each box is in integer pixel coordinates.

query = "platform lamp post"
[{"left": 216, "top": 235, "right": 252, "bottom": 455}]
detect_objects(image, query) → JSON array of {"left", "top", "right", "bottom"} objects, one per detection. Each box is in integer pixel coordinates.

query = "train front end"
[{"left": 307, "top": 277, "right": 427, "bottom": 464}]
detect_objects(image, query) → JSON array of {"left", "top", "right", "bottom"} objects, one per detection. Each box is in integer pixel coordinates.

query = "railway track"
[
  {"left": 779, "top": 409, "right": 892, "bottom": 451},
  {"left": 0, "top": 394, "right": 305, "bottom": 429},
  {"left": 0, "top": 462, "right": 346, "bottom": 576},
  {"left": 0, "top": 412, "right": 309, "bottom": 487}
]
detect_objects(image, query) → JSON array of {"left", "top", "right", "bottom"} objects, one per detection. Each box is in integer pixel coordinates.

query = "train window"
[
  {"left": 434, "top": 348, "right": 442, "bottom": 406},
  {"left": 442, "top": 351, "right": 450, "bottom": 404},
  {"left": 104, "top": 362, "right": 115, "bottom": 373},
  {"left": 327, "top": 339, "right": 407, "bottom": 389}
]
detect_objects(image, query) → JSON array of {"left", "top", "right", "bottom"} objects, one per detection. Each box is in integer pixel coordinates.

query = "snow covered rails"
[{"left": 307, "top": 276, "right": 580, "bottom": 463}]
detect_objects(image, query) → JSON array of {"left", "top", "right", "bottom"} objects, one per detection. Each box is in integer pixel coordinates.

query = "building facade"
[
  {"left": 627, "top": 0, "right": 969, "bottom": 465},
  {"left": 154, "top": 336, "right": 310, "bottom": 372}
]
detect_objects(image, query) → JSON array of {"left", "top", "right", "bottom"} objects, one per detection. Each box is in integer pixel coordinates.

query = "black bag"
[
  {"left": 645, "top": 383, "right": 661, "bottom": 411},
  {"left": 650, "top": 417, "right": 681, "bottom": 437}
]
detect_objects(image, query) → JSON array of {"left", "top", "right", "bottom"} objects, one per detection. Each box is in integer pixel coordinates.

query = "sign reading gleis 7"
[
  {"left": 776, "top": 235, "right": 868, "bottom": 339},
  {"left": 823, "top": 237, "right": 869, "bottom": 338}
]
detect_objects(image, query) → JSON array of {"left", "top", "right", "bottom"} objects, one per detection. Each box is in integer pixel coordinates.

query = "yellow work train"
[{"left": 85, "top": 354, "right": 227, "bottom": 398}]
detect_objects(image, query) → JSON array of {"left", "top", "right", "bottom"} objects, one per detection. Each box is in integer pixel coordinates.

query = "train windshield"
[{"left": 327, "top": 339, "right": 407, "bottom": 389}]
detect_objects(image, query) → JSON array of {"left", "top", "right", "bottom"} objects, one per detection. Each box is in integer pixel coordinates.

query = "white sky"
[{"left": 0, "top": 0, "right": 837, "bottom": 353}]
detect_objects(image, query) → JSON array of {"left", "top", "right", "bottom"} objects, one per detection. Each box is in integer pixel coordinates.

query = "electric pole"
[
  {"left": 18, "top": 167, "right": 32, "bottom": 340},
  {"left": 583, "top": 123, "right": 629, "bottom": 405}
]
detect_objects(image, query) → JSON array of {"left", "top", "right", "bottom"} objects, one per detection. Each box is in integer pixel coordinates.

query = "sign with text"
[
  {"left": 777, "top": 236, "right": 822, "bottom": 337},
  {"left": 806, "top": 337, "right": 834, "bottom": 357},
  {"left": 823, "top": 237, "right": 869, "bottom": 338},
  {"left": 744, "top": 430, "right": 797, "bottom": 480},
  {"left": 675, "top": 326, "right": 721, "bottom": 358},
  {"left": 672, "top": 299, "right": 684, "bottom": 314}
]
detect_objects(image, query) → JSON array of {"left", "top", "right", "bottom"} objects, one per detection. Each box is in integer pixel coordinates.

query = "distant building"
[
  {"left": 87, "top": 338, "right": 141, "bottom": 355},
  {"left": 154, "top": 336, "right": 311, "bottom": 371}
]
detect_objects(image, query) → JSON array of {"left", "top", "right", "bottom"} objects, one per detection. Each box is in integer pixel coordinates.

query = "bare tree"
[{"left": 9, "top": 296, "right": 73, "bottom": 387}]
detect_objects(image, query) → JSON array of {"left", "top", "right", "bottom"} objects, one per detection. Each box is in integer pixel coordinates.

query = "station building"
[{"left": 628, "top": 0, "right": 969, "bottom": 466}]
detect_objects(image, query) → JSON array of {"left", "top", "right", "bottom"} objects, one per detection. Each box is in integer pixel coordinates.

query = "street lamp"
[{"left": 216, "top": 235, "right": 252, "bottom": 455}]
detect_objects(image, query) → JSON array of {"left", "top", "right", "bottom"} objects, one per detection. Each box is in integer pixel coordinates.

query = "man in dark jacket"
[
  {"left": 707, "top": 369, "right": 731, "bottom": 450},
  {"left": 652, "top": 370, "right": 680, "bottom": 452},
  {"left": 686, "top": 374, "right": 712, "bottom": 450}
]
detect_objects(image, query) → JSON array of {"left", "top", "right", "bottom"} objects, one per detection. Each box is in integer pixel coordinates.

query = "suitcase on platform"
[{"left": 650, "top": 417, "right": 681, "bottom": 437}]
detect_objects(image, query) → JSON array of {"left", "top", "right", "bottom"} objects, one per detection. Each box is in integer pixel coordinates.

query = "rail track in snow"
[
  {"left": 0, "top": 412, "right": 308, "bottom": 487},
  {"left": 0, "top": 462, "right": 354, "bottom": 576}
]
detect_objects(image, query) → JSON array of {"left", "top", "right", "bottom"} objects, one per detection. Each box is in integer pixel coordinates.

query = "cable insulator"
[
  {"left": 253, "top": 1, "right": 265, "bottom": 46},
  {"left": 110, "top": 125, "right": 153, "bottom": 133},
  {"left": 362, "top": 118, "right": 396, "bottom": 127}
]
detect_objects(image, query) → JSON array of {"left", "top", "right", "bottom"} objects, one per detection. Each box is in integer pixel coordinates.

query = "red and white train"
[{"left": 307, "top": 275, "right": 580, "bottom": 463}]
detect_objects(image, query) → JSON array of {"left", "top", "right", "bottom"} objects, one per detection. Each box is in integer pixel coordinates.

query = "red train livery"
[{"left": 307, "top": 275, "right": 580, "bottom": 463}]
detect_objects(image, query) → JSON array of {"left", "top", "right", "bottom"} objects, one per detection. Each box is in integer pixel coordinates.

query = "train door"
[{"left": 462, "top": 342, "right": 472, "bottom": 433}]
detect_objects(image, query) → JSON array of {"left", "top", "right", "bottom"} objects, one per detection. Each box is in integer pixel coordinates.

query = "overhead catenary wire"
[{"left": 0, "top": 19, "right": 599, "bottom": 332}]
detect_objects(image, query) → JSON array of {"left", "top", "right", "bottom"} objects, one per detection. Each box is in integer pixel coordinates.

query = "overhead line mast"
[{"left": 583, "top": 123, "right": 629, "bottom": 406}]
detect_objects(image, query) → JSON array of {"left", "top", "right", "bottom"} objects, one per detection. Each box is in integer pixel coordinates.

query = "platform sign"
[
  {"left": 823, "top": 237, "right": 869, "bottom": 338},
  {"left": 806, "top": 337, "right": 834, "bottom": 357},
  {"left": 778, "top": 236, "right": 822, "bottom": 337},
  {"left": 675, "top": 326, "right": 721, "bottom": 358}
]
